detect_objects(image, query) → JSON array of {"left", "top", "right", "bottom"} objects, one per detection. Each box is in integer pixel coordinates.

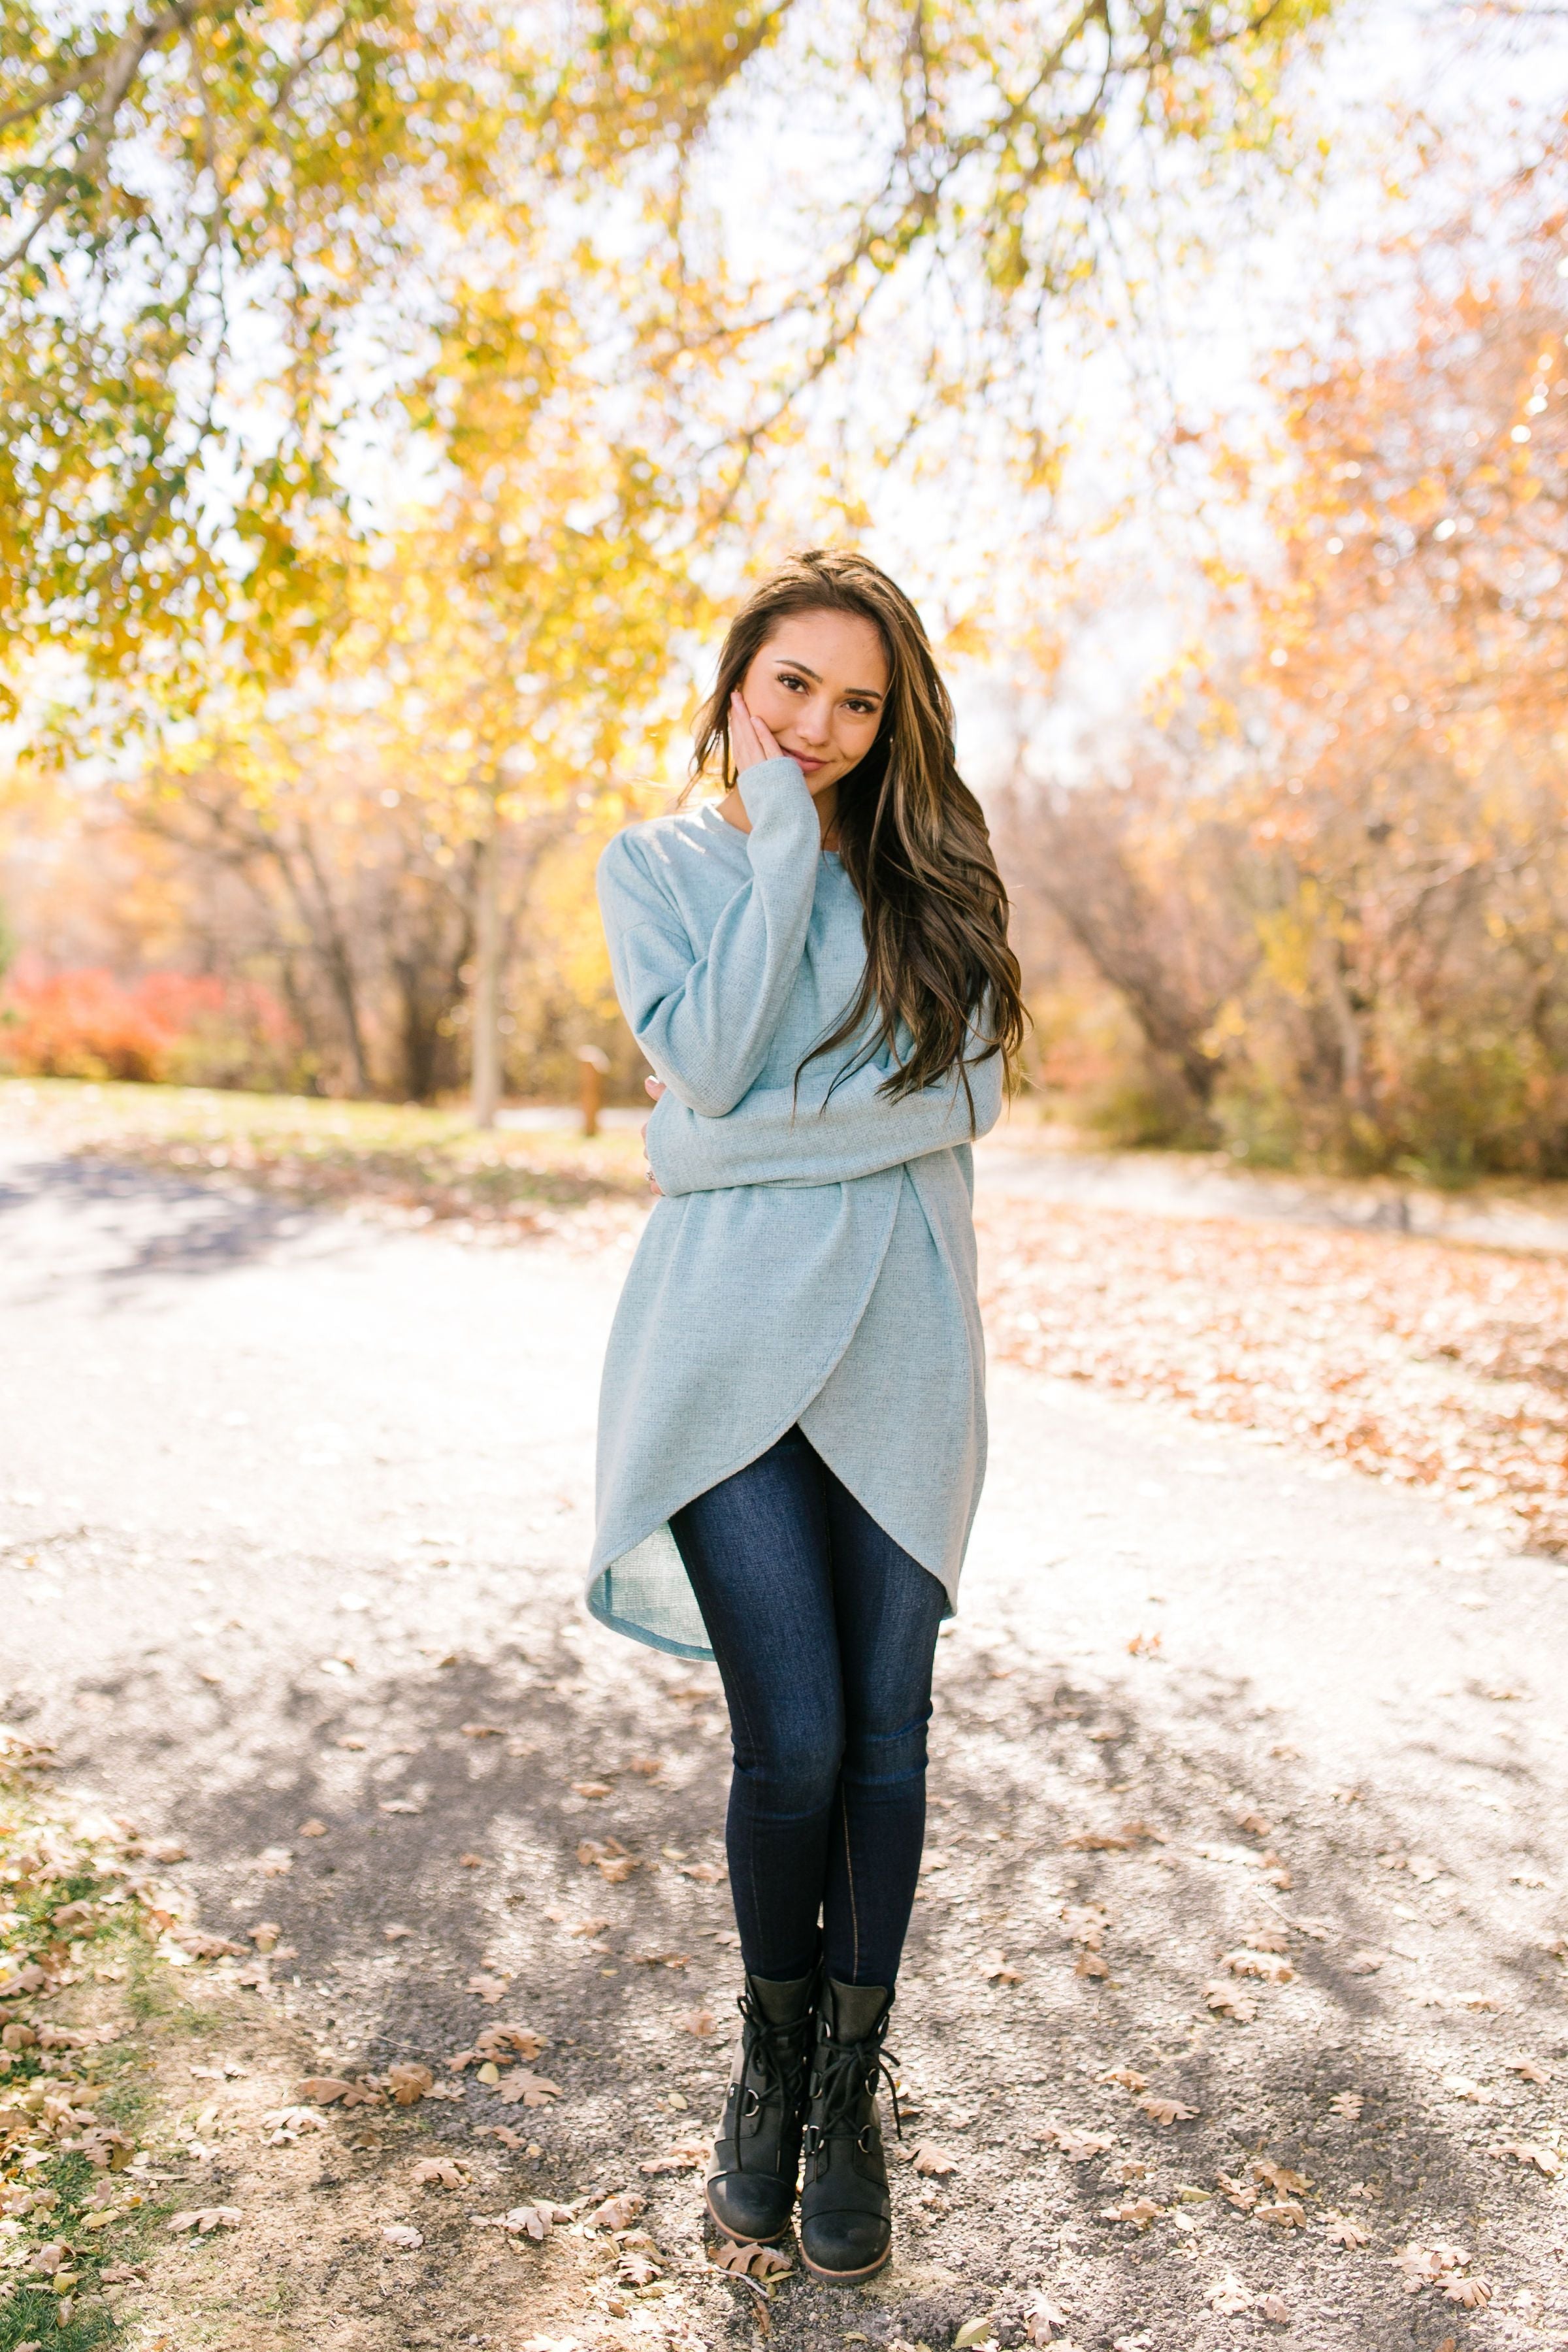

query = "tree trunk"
[{"left": 471, "top": 821, "right": 502, "bottom": 1128}]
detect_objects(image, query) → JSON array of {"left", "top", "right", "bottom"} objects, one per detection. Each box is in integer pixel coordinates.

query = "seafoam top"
[{"left": 588, "top": 755, "right": 1001, "bottom": 1658}]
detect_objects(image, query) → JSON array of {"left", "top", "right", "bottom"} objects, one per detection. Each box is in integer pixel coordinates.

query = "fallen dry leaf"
[
  {"left": 1509, "top": 2057, "right": 1550, "bottom": 2085},
  {"left": 259, "top": 2106, "right": 329, "bottom": 2144},
  {"left": 980, "top": 1952, "right": 1023, "bottom": 1984},
  {"left": 1063, "top": 1823, "right": 1147, "bottom": 1852},
  {"left": 1257, "top": 2295, "right": 1290, "bottom": 2324},
  {"left": 1207, "top": 2272, "right": 1252, "bottom": 2315},
  {"left": 1220, "top": 1948, "right": 1295, "bottom": 1984},
  {"left": 709, "top": 2240, "right": 792, "bottom": 2278},
  {"left": 167, "top": 2207, "right": 241, "bottom": 2233},
  {"left": 1323, "top": 2214, "right": 1371, "bottom": 2248},
  {"left": 1022, "top": 2292, "right": 1071, "bottom": 2344},
  {"left": 640, "top": 2139, "right": 708, "bottom": 2174},
  {"left": 1097, "top": 2068, "right": 1149, "bottom": 2092},
  {"left": 1442, "top": 2274, "right": 1493, "bottom": 2310},
  {"left": 171, "top": 1931, "right": 244, "bottom": 1959},
  {"left": 478, "top": 2201, "right": 576, "bottom": 2240},
  {"left": 1328, "top": 2091, "right": 1364, "bottom": 2119},
  {"left": 298, "top": 1819, "right": 327, "bottom": 1838},
  {"left": 1073, "top": 1951, "right": 1110, "bottom": 1980},
  {"left": 1489, "top": 2138, "right": 1562, "bottom": 2176},
  {"left": 906, "top": 2142, "right": 959, "bottom": 2176},
  {"left": 675, "top": 2007, "right": 716, "bottom": 2037},
  {"left": 1036, "top": 2125, "right": 1115, "bottom": 2161},
  {"left": 1139, "top": 2095, "right": 1198, "bottom": 2125},
  {"left": 1254, "top": 2159, "right": 1311, "bottom": 2195},
  {"left": 568, "top": 1918, "right": 613, "bottom": 1940},
  {"left": 494, "top": 2069, "right": 563, "bottom": 2108},
  {"left": 387, "top": 2065, "right": 433, "bottom": 2106},
  {"left": 1100, "top": 2197, "right": 1162, "bottom": 2227},
  {"left": 466, "top": 1973, "right": 508, "bottom": 2002},
  {"left": 571, "top": 1781, "right": 613, "bottom": 1799},
  {"left": 1203, "top": 1982, "right": 1258, "bottom": 2024},
  {"left": 678, "top": 1861, "right": 726, "bottom": 1884},
  {"left": 583, "top": 2191, "right": 646, "bottom": 2231},
  {"left": 297, "top": 2076, "right": 357, "bottom": 2104},
  {"left": 380, "top": 2224, "right": 422, "bottom": 2249},
  {"left": 411, "top": 2157, "right": 468, "bottom": 2189},
  {"left": 1394, "top": 2240, "right": 1471, "bottom": 2292},
  {"left": 1254, "top": 2200, "right": 1307, "bottom": 2229},
  {"left": 476, "top": 2025, "right": 547, "bottom": 2061}
]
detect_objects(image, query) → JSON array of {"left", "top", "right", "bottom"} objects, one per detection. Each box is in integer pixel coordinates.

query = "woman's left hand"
[{"left": 642, "top": 1076, "right": 665, "bottom": 1194}]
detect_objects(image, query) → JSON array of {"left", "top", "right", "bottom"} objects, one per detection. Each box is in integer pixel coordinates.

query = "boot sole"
[
  {"left": 800, "top": 2242, "right": 892, "bottom": 2283},
  {"left": 704, "top": 2185, "right": 792, "bottom": 2247}
]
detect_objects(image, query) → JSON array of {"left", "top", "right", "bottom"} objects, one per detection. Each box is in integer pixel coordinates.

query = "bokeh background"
[{"left": 4, "top": 0, "right": 1568, "bottom": 1179}]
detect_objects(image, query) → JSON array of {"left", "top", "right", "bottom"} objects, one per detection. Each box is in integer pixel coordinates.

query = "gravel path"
[{"left": 3, "top": 1129, "right": 1567, "bottom": 2351}]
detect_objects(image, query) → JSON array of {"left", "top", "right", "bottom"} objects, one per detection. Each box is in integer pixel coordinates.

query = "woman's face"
[{"left": 738, "top": 608, "right": 889, "bottom": 801}]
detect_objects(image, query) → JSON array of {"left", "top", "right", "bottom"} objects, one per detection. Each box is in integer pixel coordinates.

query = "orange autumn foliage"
[{"left": 0, "top": 955, "right": 295, "bottom": 1087}]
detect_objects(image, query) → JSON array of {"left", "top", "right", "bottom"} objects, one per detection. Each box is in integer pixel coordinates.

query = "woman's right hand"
[
  {"left": 642, "top": 1075, "right": 666, "bottom": 1195},
  {"left": 730, "top": 691, "right": 785, "bottom": 778}
]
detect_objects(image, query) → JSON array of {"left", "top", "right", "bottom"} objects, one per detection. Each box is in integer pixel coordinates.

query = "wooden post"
[
  {"left": 471, "top": 825, "right": 501, "bottom": 1130},
  {"left": 577, "top": 1045, "right": 610, "bottom": 1137}
]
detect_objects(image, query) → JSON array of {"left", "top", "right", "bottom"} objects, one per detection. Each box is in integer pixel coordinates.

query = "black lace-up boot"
[
  {"left": 705, "top": 1963, "right": 817, "bottom": 2244},
  {"left": 797, "top": 1976, "right": 898, "bottom": 2282}
]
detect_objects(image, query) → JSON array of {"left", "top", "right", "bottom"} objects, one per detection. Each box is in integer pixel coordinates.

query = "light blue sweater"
[{"left": 589, "top": 756, "right": 1002, "bottom": 1658}]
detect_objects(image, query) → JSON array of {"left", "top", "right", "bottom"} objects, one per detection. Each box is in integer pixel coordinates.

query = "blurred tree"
[
  {"left": 0, "top": 0, "right": 757, "bottom": 730},
  {"left": 119, "top": 279, "right": 702, "bottom": 1103},
  {"left": 1000, "top": 239, "right": 1568, "bottom": 1176},
  {"left": 3, "top": 0, "right": 1335, "bottom": 739}
]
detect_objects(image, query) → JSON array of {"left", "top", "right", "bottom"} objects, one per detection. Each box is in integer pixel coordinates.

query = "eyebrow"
[{"left": 770, "top": 654, "right": 885, "bottom": 702}]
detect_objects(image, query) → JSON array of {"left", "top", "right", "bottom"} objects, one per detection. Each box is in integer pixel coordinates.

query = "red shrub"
[{"left": 0, "top": 955, "right": 296, "bottom": 1086}]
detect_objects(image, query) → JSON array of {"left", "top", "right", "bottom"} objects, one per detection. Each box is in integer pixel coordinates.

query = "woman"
[{"left": 589, "top": 548, "right": 1024, "bottom": 2283}]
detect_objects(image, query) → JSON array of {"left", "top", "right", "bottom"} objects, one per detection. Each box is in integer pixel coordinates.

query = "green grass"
[
  {"left": 0, "top": 1785, "right": 185, "bottom": 2351},
  {"left": 0, "top": 1075, "right": 647, "bottom": 1220}
]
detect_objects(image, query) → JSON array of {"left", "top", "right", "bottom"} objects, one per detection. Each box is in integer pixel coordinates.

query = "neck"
[{"left": 719, "top": 779, "right": 840, "bottom": 848}]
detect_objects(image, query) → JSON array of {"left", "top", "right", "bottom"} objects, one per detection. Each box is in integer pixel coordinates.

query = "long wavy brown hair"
[{"left": 691, "top": 548, "right": 1026, "bottom": 1107}]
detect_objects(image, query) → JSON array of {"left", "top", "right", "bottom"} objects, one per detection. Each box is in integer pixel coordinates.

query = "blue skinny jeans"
[{"left": 670, "top": 1426, "right": 947, "bottom": 1990}]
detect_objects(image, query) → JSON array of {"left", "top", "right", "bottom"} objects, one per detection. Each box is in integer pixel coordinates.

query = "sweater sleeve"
[
  {"left": 596, "top": 759, "right": 823, "bottom": 1117},
  {"left": 644, "top": 1019, "right": 1004, "bottom": 1195}
]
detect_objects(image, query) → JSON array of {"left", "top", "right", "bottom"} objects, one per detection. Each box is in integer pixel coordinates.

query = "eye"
[
  {"left": 776, "top": 669, "right": 809, "bottom": 692},
  {"left": 844, "top": 699, "right": 877, "bottom": 716}
]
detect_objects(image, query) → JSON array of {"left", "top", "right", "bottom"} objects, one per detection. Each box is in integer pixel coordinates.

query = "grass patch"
[{"left": 0, "top": 1077, "right": 647, "bottom": 1228}]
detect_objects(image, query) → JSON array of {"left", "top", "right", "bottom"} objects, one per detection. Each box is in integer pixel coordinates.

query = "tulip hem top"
[{"left": 589, "top": 756, "right": 1001, "bottom": 1659}]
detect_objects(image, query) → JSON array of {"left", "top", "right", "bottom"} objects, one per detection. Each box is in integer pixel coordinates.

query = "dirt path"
[{"left": 3, "top": 1123, "right": 1567, "bottom": 2351}]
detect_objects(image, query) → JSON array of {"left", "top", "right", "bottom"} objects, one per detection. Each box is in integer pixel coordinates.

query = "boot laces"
[
  {"left": 736, "top": 1988, "right": 809, "bottom": 2116},
  {"left": 811, "top": 2014, "right": 902, "bottom": 2146}
]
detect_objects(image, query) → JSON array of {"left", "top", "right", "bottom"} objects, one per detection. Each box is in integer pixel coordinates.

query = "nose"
[{"left": 792, "top": 693, "right": 832, "bottom": 747}]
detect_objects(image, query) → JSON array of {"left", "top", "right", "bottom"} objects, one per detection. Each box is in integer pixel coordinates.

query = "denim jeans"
[{"left": 670, "top": 1426, "right": 947, "bottom": 1989}]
